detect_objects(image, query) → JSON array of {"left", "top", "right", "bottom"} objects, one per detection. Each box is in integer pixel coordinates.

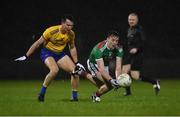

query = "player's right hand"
[
  {"left": 14, "top": 55, "right": 27, "bottom": 61},
  {"left": 109, "top": 79, "right": 120, "bottom": 89},
  {"left": 72, "top": 65, "right": 84, "bottom": 76}
]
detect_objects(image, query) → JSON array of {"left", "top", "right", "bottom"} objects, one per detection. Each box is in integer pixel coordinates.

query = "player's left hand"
[
  {"left": 129, "top": 48, "right": 138, "bottom": 54},
  {"left": 75, "top": 62, "right": 86, "bottom": 71}
]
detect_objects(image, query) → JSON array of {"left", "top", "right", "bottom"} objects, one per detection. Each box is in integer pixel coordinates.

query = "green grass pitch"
[{"left": 0, "top": 79, "right": 180, "bottom": 116}]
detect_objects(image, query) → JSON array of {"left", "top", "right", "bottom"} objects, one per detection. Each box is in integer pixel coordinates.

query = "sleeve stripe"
[{"left": 95, "top": 58, "right": 103, "bottom": 61}]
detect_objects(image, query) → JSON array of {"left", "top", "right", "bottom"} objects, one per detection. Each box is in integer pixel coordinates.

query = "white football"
[{"left": 117, "top": 73, "right": 132, "bottom": 87}]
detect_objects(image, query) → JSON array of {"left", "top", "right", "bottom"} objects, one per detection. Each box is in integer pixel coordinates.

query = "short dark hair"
[
  {"left": 107, "top": 30, "right": 120, "bottom": 38},
  {"left": 61, "top": 14, "right": 74, "bottom": 23},
  {"left": 129, "top": 13, "right": 138, "bottom": 18}
]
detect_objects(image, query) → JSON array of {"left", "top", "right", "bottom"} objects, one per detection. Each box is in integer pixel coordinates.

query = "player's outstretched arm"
[
  {"left": 115, "top": 57, "right": 122, "bottom": 78},
  {"left": 96, "top": 59, "right": 112, "bottom": 81},
  {"left": 96, "top": 59, "right": 119, "bottom": 88},
  {"left": 14, "top": 36, "right": 45, "bottom": 61},
  {"left": 68, "top": 41, "right": 78, "bottom": 63},
  {"left": 68, "top": 41, "right": 85, "bottom": 71}
]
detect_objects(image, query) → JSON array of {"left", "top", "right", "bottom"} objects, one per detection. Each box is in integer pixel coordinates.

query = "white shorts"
[{"left": 87, "top": 59, "right": 109, "bottom": 77}]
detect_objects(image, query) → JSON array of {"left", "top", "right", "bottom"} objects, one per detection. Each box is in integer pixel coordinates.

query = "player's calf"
[
  {"left": 70, "top": 90, "right": 78, "bottom": 102},
  {"left": 124, "top": 86, "right": 132, "bottom": 96}
]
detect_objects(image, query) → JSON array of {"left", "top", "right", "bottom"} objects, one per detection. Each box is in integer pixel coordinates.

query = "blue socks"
[
  {"left": 72, "top": 90, "right": 78, "bottom": 99},
  {"left": 40, "top": 87, "right": 78, "bottom": 99},
  {"left": 40, "top": 86, "right": 47, "bottom": 95}
]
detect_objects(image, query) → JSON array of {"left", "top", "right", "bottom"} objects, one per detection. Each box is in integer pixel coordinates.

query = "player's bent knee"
[
  {"left": 50, "top": 69, "right": 59, "bottom": 76},
  {"left": 130, "top": 71, "right": 140, "bottom": 80},
  {"left": 131, "top": 74, "right": 140, "bottom": 80},
  {"left": 132, "top": 76, "right": 139, "bottom": 80}
]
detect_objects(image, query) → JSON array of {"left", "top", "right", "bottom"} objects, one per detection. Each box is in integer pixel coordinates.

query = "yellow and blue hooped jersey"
[{"left": 42, "top": 25, "right": 75, "bottom": 53}]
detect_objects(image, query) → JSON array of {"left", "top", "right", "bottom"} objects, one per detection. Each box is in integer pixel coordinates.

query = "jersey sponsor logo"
[
  {"left": 50, "top": 29, "right": 59, "bottom": 35},
  {"left": 49, "top": 37, "right": 68, "bottom": 45}
]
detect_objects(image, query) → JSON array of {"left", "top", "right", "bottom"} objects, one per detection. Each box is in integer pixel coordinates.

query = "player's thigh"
[
  {"left": 130, "top": 70, "right": 140, "bottom": 80},
  {"left": 44, "top": 57, "right": 59, "bottom": 72},
  {"left": 57, "top": 55, "right": 75, "bottom": 72},
  {"left": 87, "top": 60, "right": 98, "bottom": 76},
  {"left": 122, "top": 64, "right": 131, "bottom": 73},
  {"left": 131, "top": 53, "right": 143, "bottom": 71},
  {"left": 87, "top": 60, "right": 105, "bottom": 82}
]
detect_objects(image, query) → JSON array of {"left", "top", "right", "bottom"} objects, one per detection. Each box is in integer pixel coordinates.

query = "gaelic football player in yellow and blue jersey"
[{"left": 14, "top": 14, "right": 85, "bottom": 102}]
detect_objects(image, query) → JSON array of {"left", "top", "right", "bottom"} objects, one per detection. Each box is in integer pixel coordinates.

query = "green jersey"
[{"left": 89, "top": 40, "right": 123, "bottom": 65}]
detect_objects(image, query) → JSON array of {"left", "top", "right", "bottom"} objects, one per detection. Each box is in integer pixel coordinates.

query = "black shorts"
[{"left": 123, "top": 52, "right": 143, "bottom": 71}]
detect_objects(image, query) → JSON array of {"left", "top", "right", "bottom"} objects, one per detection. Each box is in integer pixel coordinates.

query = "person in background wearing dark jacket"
[{"left": 122, "top": 13, "right": 160, "bottom": 96}]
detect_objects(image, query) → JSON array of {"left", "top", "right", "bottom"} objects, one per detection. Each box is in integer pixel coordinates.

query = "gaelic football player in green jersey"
[{"left": 87, "top": 30, "right": 123, "bottom": 102}]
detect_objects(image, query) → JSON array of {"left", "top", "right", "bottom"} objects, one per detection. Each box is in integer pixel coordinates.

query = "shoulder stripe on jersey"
[
  {"left": 97, "top": 40, "right": 106, "bottom": 49},
  {"left": 50, "top": 29, "right": 59, "bottom": 35}
]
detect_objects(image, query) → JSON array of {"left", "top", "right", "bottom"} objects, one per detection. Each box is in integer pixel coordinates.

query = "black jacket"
[{"left": 123, "top": 25, "right": 146, "bottom": 53}]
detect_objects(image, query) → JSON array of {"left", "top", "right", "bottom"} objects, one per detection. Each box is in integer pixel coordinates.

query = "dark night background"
[{"left": 0, "top": 0, "right": 180, "bottom": 79}]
